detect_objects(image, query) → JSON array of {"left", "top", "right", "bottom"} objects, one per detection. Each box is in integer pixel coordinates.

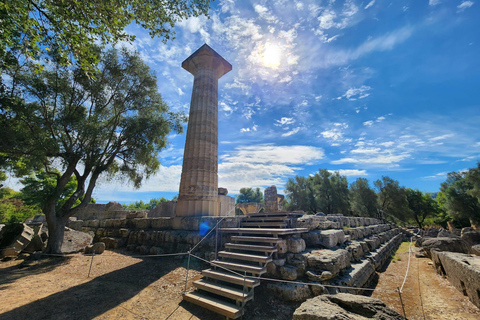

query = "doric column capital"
[{"left": 182, "top": 44, "right": 232, "bottom": 79}]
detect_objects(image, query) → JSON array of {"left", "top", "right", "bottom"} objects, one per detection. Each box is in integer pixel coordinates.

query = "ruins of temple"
[{"left": 175, "top": 44, "right": 235, "bottom": 217}]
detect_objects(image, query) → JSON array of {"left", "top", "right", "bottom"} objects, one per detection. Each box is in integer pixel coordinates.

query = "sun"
[{"left": 261, "top": 42, "right": 281, "bottom": 68}]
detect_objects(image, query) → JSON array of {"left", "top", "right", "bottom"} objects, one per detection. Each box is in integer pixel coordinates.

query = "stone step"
[
  {"left": 220, "top": 228, "right": 308, "bottom": 236},
  {"left": 212, "top": 260, "right": 266, "bottom": 275},
  {"left": 246, "top": 213, "right": 289, "bottom": 218},
  {"left": 225, "top": 243, "right": 277, "bottom": 253},
  {"left": 243, "top": 216, "right": 288, "bottom": 222},
  {"left": 241, "top": 222, "right": 286, "bottom": 228},
  {"left": 202, "top": 269, "right": 260, "bottom": 288},
  {"left": 183, "top": 291, "right": 243, "bottom": 319},
  {"left": 193, "top": 278, "right": 253, "bottom": 302},
  {"left": 218, "top": 251, "right": 272, "bottom": 264},
  {"left": 231, "top": 235, "right": 283, "bottom": 244}
]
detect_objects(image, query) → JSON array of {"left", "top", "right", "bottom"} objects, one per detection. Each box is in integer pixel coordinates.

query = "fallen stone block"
[
  {"left": 85, "top": 242, "right": 105, "bottom": 254},
  {"left": 421, "top": 237, "right": 469, "bottom": 259},
  {"left": 431, "top": 251, "right": 480, "bottom": 308},
  {"left": 302, "top": 230, "right": 345, "bottom": 248},
  {"left": 293, "top": 293, "right": 405, "bottom": 320},
  {"left": 345, "top": 241, "right": 364, "bottom": 262},
  {"left": 0, "top": 223, "right": 34, "bottom": 258},
  {"left": 61, "top": 228, "right": 93, "bottom": 253},
  {"left": 279, "top": 265, "right": 298, "bottom": 280}
]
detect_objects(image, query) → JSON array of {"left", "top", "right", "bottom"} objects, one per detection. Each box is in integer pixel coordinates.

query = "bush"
[{"left": 0, "top": 199, "right": 41, "bottom": 224}]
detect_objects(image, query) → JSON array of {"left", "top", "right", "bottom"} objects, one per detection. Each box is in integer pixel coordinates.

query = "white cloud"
[
  {"left": 364, "top": 1, "right": 375, "bottom": 9},
  {"left": 429, "top": 134, "right": 455, "bottom": 142},
  {"left": 329, "top": 169, "right": 368, "bottom": 176},
  {"left": 341, "top": 85, "right": 372, "bottom": 100},
  {"left": 363, "top": 120, "right": 374, "bottom": 127},
  {"left": 275, "top": 117, "right": 296, "bottom": 126},
  {"left": 282, "top": 127, "right": 301, "bottom": 137},
  {"left": 331, "top": 154, "right": 409, "bottom": 165},
  {"left": 429, "top": 0, "right": 441, "bottom": 5},
  {"left": 218, "top": 145, "right": 324, "bottom": 193},
  {"left": 254, "top": 4, "right": 278, "bottom": 23},
  {"left": 423, "top": 172, "right": 448, "bottom": 180},
  {"left": 458, "top": 1, "right": 474, "bottom": 12},
  {"left": 351, "top": 147, "right": 381, "bottom": 154}
]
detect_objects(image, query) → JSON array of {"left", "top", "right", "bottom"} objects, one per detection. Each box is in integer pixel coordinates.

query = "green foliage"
[
  {"left": 123, "top": 197, "right": 170, "bottom": 210},
  {"left": 0, "top": 198, "right": 41, "bottom": 224},
  {"left": 236, "top": 188, "right": 264, "bottom": 204},
  {"left": 18, "top": 170, "right": 78, "bottom": 212},
  {"left": 349, "top": 178, "right": 379, "bottom": 217},
  {"left": 0, "top": 0, "right": 211, "bottom": 74},
  {"left": 374, "top": 176, "right": 409, "bottom": 222},
  {"left": 406, "top": 189, "right": 441, "bottom": 228},
  {"left": 440, "top": 167, "right": 480, "bottom": 226},
  {"left": 0, "top": 47, "right": 183, "bottom": 253},
  {"left": 285, "top": 169, "right": 350, "bottom": 215}
]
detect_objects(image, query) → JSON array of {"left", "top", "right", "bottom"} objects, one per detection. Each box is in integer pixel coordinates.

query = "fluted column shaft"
[{"left": 176, "top": 45, "right": 231, "bottom": 217}]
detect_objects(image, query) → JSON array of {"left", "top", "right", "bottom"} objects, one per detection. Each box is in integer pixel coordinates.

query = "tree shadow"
[
  {"left": 0, "top": 255, "right": 72, "bottom": 291},
  {"left": 0, "top": 256, "right": 185, "bottom": 320}
]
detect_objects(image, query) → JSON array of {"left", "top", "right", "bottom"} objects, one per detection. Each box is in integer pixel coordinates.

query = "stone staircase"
[{"left": 183, "top": 213, "right": 307, "bottom": 319}]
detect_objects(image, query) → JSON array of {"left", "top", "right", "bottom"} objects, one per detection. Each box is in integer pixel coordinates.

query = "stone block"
[
  {"left": 85, "top": 242, "right": 105, "bottom": 254},
  {"left": 346, "top": 241, "right": 364, "bottom": 262},
  {"left": 151, "top": 217, "right": 173, "bottom": 229},
  {"left": 303, "top": 249, "right": 351, "bottom": 277},
  {"left": 118, "top": 228, "right": 130, "bottom": 238},
  {"left": 273, "top": 259, "right": 286, "bottom": 267},
  {"left": 61, "top": 228, "right": 93, "bottom": 254},
  {"left": 277, "top": 239, "right": 288, "bottom": 254},
  {"left": 266, "top": 283, "right": 313, "bottom": 302},
  {"left": 131, "top": 218, "right": 151, "bottom": 229},
  {"left": 294, "top": 215, "right": 326, "bottom": 231},
  {"left": 279, "top": 265, "right": 298, "bottom": 280},
  {"left": 86, "top": 220, "right": 100, "bottom": 228},
  {"left": 287, "top": 237, "right": 306, "bottom": 253},
  {"left": 303, "top": 230, "right": 345, "bottom": 248}
]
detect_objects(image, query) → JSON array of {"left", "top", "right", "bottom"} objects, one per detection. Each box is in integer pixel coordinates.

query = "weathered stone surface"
[
  {"left": 335, "top": 260, "right": 375, "bottom": 292},
  {"left": 472, "top": 244, "right": 480, "bottom": 256},
  {"left": 293, "top": 293, "right": 405, "bottom": 320},
  {"left": 236, "top": 202, "right": 264, "bottom": 215},
  {"left": 148, "top": 201, "right": 177, "bottom": 218},
  {"left": 279, "top": 265, "right": 298, "bottom": 280},
  {"left": 0, "top": 223, "right": 34, "bottom": 258},
  {"left": 294, "top": 215, "right": 326, "bottom": 231},
  {"left": 277, "top": 239, "right": 288, "bottom": 254},
  {"left": 273, "top": 258, "right": 286, "bottom": 267},
  {"left": 24, "top": 223, "right": 46, "bottom": 252},
  {"left": 303, "top": 249, "right": 351, "bottom": 277},
  {"left": 461, "top": 231, "right": 480, "bottom": 247},
  {"left": 303, "top": 230, "right": 345, "bottom": 248},
  {"left": 437, "top": 229, "right": 458, "bottom": 238},
  {"left": 421, "top": 237, "right": 469, "bottom": 258},
  {"left": 288, "top": 237, "right": 306, "bottom": 253},
  {"left": 431, "top": 251, "right": 480, "bottom": 308},
  {"left": 61, "top": 228, "right": 93, "bottom": 254},
  {"left": 176, "top": 44, "right": 231, "bottom": 217},
  {"left": 100, "top": 237, "right": 123, "bottom": 249},
  {"left": 266, "top": 282, "right": 313, "bottom": 302},
  {"left": 310, "top": 283, "right": 329, "bottom": 296},
  {"left": 264, "top": 185, "right": 281, "bottom": 213},
  {"left": 85, "top": 242, "right": 105, "bottom": 254},
  {"left": 149, "top": 246, "right": 164, "bottom": 255},
  {"left": 346, "top": 241, "right": 364, "bottom": 262}
]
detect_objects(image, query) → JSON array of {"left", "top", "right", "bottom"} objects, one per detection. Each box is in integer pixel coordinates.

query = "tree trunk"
[{"left": 44, "top": 214, "right": 67, "bottom": 254}]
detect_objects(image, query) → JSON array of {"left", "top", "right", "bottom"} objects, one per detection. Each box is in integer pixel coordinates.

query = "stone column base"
[{"left": 176, "top": 199, "right": 219, "bottom": 217}]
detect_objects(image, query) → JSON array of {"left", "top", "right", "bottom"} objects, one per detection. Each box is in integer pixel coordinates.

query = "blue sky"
[{"left": 7, "top": 0, "right": 479, "bottom": 204}]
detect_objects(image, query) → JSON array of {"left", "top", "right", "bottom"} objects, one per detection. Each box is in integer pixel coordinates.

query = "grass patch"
[{"left": 391, "top": 242, "right": 410, "bottom": 263}]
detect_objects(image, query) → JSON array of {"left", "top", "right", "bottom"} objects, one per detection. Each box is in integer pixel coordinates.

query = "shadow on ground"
[
  {"left": 0, "top": 256, "right": 72, "bottom": 291},
  {"left": 0, "top": 256, "right": 182, "bottom": 320}
]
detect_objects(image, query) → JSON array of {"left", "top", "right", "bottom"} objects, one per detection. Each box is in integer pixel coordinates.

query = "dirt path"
[
  {"left": 372, "top": 242, "right": 480, "bottom": 320},
  {"left": 0, "top": 251, "right": 296, "bottom": 320}
]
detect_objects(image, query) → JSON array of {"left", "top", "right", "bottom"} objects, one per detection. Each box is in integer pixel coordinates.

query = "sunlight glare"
[{"left": 262, "top": 43, "right": 281, "bottom": 68}]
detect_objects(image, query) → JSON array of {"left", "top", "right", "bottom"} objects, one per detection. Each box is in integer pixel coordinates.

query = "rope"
[{"left": 189, "top": 253, "right": 395, "bottom": 293}]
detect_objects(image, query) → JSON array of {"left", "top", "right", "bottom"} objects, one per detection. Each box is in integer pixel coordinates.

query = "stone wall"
[
  {"left": 265, "top": 214, "right": 404, "bottom": 301},
  {"left": 431, "top": 251, "right": 480, "bottom": 308},
  {"left": 148, "top": 201, "right": 177, "bottom": 218},
  {"left": 72, "top": 202, "right": 126, "bottom": 220},
  {"left": 218, "top": 195, "right": 235, "bottom": 216},
  {"left": 67, "top": 215, "right": 242, "bottom": 258}
]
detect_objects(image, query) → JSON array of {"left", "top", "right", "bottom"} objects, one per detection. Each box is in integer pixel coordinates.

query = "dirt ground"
[
  {"left": 0, "top": 251, "right": 297, "bottom": 320},
  {"left": 1, "top": 244, "right": 479, "bottom": 320},
  {"left": 371, "top": 242, "right": 480, "bottom": 320}
]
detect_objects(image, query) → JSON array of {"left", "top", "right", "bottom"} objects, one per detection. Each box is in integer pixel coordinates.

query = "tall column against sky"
[{"left": 176, "top": 44, "right": 232, "bottom": 217}]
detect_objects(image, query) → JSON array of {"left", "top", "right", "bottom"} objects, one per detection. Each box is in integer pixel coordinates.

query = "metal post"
[
  {"left": 242, "top": 271, "right": 247, "bottom": 319},
  {"left": 184, "top": 251, "right": 191, "bottom": 294},
  {"left": 215, "top": 222, "right": 219, "bottom": 260},
  {"left": 87, "top": 251, "right": 95, "bottom": 278}
]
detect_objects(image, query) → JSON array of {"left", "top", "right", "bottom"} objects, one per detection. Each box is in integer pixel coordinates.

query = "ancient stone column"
[{"left": 176, "top": 44, "right": 232, "bottom": 217}]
